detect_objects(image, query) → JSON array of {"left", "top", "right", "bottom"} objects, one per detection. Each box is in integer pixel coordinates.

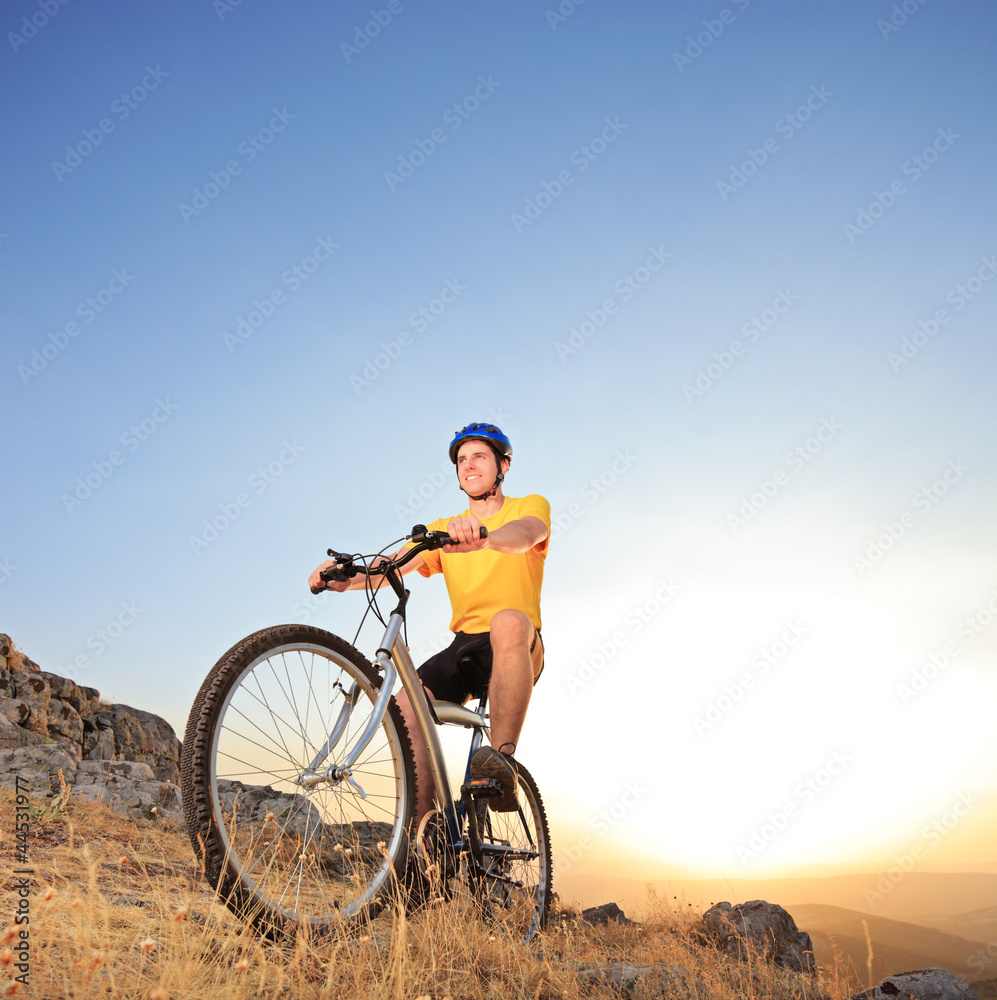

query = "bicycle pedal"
[{"left": 463, "top": 777, "right": 504, "bottom": 798}]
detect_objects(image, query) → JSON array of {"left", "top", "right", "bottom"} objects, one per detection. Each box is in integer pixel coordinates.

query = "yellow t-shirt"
[{"left": 415, "top": 494, "right": 550, "bottom": 634}]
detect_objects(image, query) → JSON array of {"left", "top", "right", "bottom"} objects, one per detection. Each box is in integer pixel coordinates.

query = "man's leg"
[
  {"left": 395, "top": 686, "right": 436, "bottom": 823},
  {"left": 485, "top": 608, "right": 537, "bottom": 755}
]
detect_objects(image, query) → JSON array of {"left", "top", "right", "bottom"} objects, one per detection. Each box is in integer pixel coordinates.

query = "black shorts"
[{"left": 417, "top": 628, "right": 544, "bottom": 705}]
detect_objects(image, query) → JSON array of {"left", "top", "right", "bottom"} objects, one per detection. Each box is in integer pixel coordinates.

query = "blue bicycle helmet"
[{"left": 448, "top": 423, "right": 513, "bottom": 464}]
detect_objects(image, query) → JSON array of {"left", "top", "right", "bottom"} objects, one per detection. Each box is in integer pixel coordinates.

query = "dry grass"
[{"left": 1, "top": 788, "right": 857, "bottom": 999}]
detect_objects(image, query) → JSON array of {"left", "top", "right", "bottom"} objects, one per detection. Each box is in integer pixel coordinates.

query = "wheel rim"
[{"left": 208, "top": 641, "right": 409, "bottom": 925}]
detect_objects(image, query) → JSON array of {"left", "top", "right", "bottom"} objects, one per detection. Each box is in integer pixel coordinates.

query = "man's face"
[{"left": 455, "top": 439, "right": 507, "bottom": 493}]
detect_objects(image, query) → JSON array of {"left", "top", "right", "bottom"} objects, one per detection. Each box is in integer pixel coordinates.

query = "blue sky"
[{"left": 3, "top": 0, "right": 996, "bottom": 880}]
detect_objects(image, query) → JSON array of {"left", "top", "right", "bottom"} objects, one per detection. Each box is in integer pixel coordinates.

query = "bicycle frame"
[{"left": 303, "top": 547, "right": 487, "bottom": 843}]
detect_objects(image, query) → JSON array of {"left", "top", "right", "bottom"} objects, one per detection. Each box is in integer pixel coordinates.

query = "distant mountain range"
[{"left": 791, "top": 903, "right": 990, "bottom": 987}]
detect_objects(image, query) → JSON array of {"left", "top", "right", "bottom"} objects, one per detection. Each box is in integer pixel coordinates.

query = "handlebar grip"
[
  {"left": 443, "top": 525, "right": 488, "bottom": 545},
  {"left": 411, "top": 524, "right": 487, "bottom": 547}
]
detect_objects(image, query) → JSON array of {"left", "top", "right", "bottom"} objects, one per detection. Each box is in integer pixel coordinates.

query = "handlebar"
[{"left": 310, "top": 524, "right": 488, "bottom": 593}]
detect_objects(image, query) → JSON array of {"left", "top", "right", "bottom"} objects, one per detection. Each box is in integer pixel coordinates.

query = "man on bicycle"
[{"left": 308, "top": 422, "right": 550, "bottom": 819}]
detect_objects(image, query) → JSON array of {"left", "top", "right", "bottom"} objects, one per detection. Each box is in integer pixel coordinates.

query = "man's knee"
[{"left": 489, "top": 609, "right": 532, "bottom": 649}]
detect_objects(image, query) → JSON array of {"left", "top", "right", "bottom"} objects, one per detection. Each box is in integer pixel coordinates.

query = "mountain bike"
[{"left": 179, "top": 525, "right": 551, "bottom": 943}]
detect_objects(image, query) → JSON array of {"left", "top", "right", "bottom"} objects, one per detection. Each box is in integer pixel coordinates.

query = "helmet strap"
[{"left": 463, "top": 470, "right": 503, "bottom": 502}]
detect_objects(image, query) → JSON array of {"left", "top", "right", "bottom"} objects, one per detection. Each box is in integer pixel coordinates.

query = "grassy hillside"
[{"left": 3, "top": 787, "right": 858, "bottom": 1000}]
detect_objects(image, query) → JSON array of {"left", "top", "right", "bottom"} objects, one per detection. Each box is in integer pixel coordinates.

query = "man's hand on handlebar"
[
  {"left": 308, "top": 560, "right": 352, "bottom": 594},
  {"left": 307, "top": 524, "right": 488, "bottom": 595},
  {"left": 443, "top": 515, "right": 489, "bottom": 553}
]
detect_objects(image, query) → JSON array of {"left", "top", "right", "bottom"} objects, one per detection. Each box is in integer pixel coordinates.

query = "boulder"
[
  {"left": 702, "top": 899, "right": 815, "bottom": 975},
  {"left": 47, "top": 698, "right": 85, "bottom": 744},
  {"left": 0, "top": 698, "right": 31, "bottom": 726},
  {"left": 82, "top": 714, "right": 116, "bottom": 761},
  {"left": 10, "top": 670, "right": 51, "bottom": 733},
  {"left": 105, "top": 703, "right": 180, "bottom": 783},
  {"left": 581, "top": 902, "right": 633, "bottom": 925},
  {"left": 851, "top": 969, "right": 978, "bottom": 1000},
  {"left": 0, "top": 742, "right": 80, "bottom": 790},
  {"left": 39, "top": 671, "right": 100, "bottom": 719},
  {"left": 72, "top": 759, "right": 183, "bottom": 822},
  {"left": 0, "top": 712, "right": 44, "bottom": 749}
]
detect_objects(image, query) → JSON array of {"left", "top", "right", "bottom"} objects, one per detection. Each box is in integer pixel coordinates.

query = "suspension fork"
[{"left": 299, "top": 611, "right": 404, "bottom": 790}]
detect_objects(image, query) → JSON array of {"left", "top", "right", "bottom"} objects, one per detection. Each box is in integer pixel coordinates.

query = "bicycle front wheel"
[
  {"left": 180, "top": 624, "right": 416, "bottom": 939},
  {"left": 471, "top": 760, "right": 552, "bottom": 943}
]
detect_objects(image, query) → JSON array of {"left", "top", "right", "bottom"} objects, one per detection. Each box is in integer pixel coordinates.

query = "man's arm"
[
  {"left": 308, "top": 546, "right": 427, "bottom": 593},
  {"left": 444, "top": 515, "right": 548, "bottom": 554}
]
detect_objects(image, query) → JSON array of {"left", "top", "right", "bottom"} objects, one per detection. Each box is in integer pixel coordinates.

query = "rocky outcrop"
[
  {"left": 0, "top": 633, "right": 182, "bottom": 821},
  {"left": 852, "top": 969, "right": 979, "bottom": 1000},
  {"left": 702, "top": 899, "right": 815, "bottom": 975}
]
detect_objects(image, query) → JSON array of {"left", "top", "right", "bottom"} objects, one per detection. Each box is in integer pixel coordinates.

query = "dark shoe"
[{"left": 470, "top": 745, "right": 519, "bottom": 812}]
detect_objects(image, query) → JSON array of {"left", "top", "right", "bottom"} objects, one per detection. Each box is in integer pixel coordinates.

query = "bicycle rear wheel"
[
  {"left": 469, "top": 760, "right": 551, "bottom": 943},
  {"left": 180, "top": 624, "right": 416, "bottom": 939}
]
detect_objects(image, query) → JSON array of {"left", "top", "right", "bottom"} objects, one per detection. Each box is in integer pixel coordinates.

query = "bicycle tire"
[
  {"left": 180, "top": 623, "right": 416, "bottom": 939},
  {"left": 468, "top": 760, "right": 552, "bottom": 943}
]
